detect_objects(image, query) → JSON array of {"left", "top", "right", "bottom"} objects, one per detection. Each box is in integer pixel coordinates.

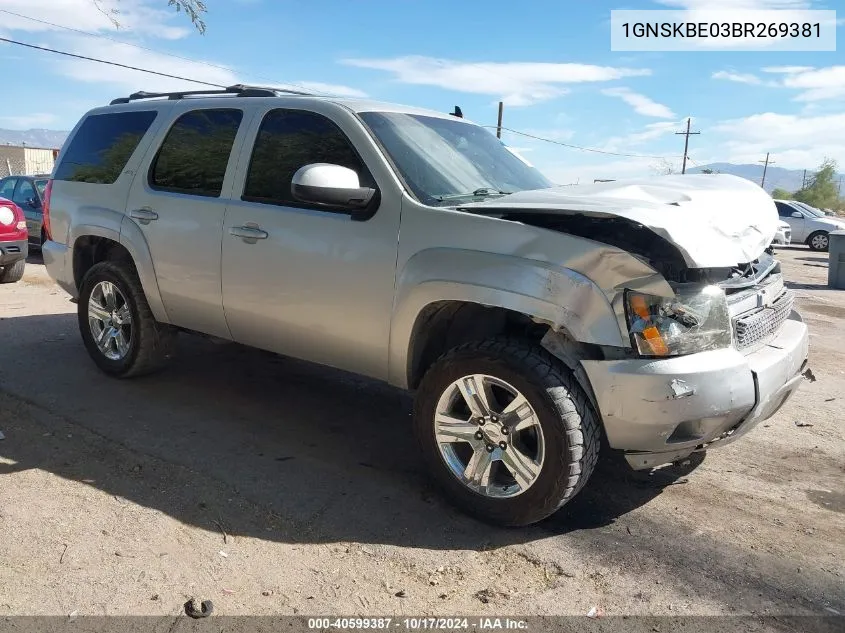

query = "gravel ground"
[{"left": 0, "top": 247, "right": 842, "bottom": 621}]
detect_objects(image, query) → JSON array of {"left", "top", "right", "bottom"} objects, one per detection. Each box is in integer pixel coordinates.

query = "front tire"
[
  {"left": 78, "top": 260, "right": 175, "bottom": 378},
  {"left": 0, "top": 259, "right": 25, "bottom": 283},
  {"left": 413, "top": 338, "right": 600, "bottom": 526},
  {"left": 807, "top": 231, "right": 830, "bottom": 252}
]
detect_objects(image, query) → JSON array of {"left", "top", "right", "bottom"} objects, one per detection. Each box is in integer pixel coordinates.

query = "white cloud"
[
  {"left": 0, "top": 113, "right": 58, "bottom": 128},
  {"left": 712, "top": 70, "right": 764, "bottom": 85},
  {"left": 714, "top": 65, "right": 845, "bottom": 102},
  {"left": 655, "top": 1, "right": 812, "bottom": 8},
  {"left": 542, "top": 156, "right": 678, "bottom": 186},
  {"left": 0, "top": 2, "right": 366, "bottom": 104},
  {"left": 713, "top": 111, "right": 845, "bottom": 168},
  {"left": 762, "top": 66, "right": 816, "bottom": 74},
  {"left": 601, "top": 87, "right": 675, "bottom": 118},
  {"left": 288, "top": 82, "right": 367, "bottom": 98},
  {"left": 341, "top": 55, "right": 651, "bottom": 106},
  {"left": 755, "top": 65, "right": 845, "bottom": 102},
  {"left": 780, "top": 66, "right": 845, "bottom": 102},
  {"left": 601, "top": 120, "right": 685, "bottom": 152},
  {"left": 0, "top": 0, "right": 189, "bottom": 40},
  {"left": 53, "top": 36, "right": 239, "bottom": 92}
]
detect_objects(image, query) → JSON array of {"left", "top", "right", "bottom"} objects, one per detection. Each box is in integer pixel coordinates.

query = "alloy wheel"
[
  {"left": 434, "top": 374, "right": 545, "bottom": 498},
  {"left": 87, "top": 281, "right": 133, "bottom": 361}
]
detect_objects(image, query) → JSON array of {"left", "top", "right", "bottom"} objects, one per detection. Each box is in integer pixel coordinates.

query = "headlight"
[{"left": 624, "top": 286, "right": 732, "bottom": 357}]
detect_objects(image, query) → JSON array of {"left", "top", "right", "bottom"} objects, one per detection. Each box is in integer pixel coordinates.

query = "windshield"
[
  {"left": 793, "top": 201, "right": 824, "bottom": 217},
  {"left": 34, "top": 180, "right": 48, "bottom": 197},
  {"left": 359, "top": 112, "right": 552, "bottom": 206}
]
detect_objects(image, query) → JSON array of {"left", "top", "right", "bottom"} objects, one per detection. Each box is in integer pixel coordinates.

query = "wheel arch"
[
  {"left": 806, "top": 229, "right": 830, "bottom": 250},
  {"left": 71, "top": 221, "right": 168, "bottom": 323},
  {"left": 390, "top": 249, "right": 626, "bottom": 390}
]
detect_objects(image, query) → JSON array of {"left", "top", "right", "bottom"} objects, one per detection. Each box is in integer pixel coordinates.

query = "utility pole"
[
  {"left": 675, "top": 118, "right": 700, "bottom": 174},
  {"left": 759, "top": 153, "right": 775, "bottom": 188},
  {"left": 802, "top": 169, "right": 807, "bottom": 188},
  {"left": 496, "top": 101, "right": 504, "bottom": 139}
]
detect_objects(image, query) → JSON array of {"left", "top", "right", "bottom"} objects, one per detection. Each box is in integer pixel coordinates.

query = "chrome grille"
[{"left": 734, "top": 290, "right": 794, "bottom": 351}]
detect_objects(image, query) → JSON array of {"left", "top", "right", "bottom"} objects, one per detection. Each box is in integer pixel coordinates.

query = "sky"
[{"left": 0, "top": 0, "right": 842, "bottom": 186}]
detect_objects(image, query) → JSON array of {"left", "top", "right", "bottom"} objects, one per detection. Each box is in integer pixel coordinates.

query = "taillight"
[{"left": 42, "top": 179, "right": 53, "bottom": 240}]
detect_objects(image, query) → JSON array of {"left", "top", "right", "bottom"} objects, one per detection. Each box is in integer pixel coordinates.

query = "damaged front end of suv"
[{"left": 459, "top": 174, "right": 811, "bottom": 470}]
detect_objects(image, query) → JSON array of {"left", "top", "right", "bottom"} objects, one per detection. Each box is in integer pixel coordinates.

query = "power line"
[
  {"left": 0, "top": 9, "right": 332, "bottom": 97},
  {"left": 487, "top": 126, "right": 682, "bottom": 160},
  {"left": 0, "top": 36, "right": 225, "bottom": 87}
]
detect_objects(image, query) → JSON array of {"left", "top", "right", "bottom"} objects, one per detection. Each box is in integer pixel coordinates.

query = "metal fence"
[{"left": 0, "top": 156, "right": 28, "bottom": 179}]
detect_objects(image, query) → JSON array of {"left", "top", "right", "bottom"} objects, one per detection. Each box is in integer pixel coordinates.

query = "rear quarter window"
[{"left": 54, "top": 111, "right": 157, "bottom": 184}]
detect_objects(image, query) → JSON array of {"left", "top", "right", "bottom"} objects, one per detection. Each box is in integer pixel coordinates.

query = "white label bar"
[{"left": 610, "top": 10, "right": 836, "bottom": 52}]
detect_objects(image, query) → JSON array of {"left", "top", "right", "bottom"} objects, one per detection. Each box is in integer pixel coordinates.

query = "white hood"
[{"left": 463, "top": 174, "right": 778, "bottom": 268}]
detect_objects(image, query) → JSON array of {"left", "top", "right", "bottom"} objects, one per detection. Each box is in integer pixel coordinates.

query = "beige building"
[{"left": 0, "top": 145, "right": 59, "bottom": 178}]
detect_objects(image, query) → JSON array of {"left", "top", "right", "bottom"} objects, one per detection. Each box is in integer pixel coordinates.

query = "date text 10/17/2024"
[{"left": 307, "top": 618, "right": 529, "bottom": 630}]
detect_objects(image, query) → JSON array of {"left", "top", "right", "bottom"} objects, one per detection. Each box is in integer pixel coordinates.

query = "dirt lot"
[{"left": 0, "top": 246, "right": 843, "bottom": 620}]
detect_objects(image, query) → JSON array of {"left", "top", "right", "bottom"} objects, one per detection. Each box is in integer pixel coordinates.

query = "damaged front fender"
[{"left": 388, "top": 248, "right": 633, "bottom": 388}]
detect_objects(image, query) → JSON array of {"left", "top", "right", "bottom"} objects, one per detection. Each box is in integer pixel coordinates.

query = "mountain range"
[
  {"left": 0, "top": 128, "right": 69, "bottom": 150},
  {"left": 687, "top": 163, "right": 819, "bottom": 195}
]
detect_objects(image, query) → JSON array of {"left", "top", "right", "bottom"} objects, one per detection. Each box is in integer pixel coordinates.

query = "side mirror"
[
  {"left": 291, "top": 164, "right": 375, "bottom": 211},
  {"left": 26, "top": 197, "right": 40, "bottom": 209},
  {"left": 791, "top": 211, "right": 803, "bottom": 218}
]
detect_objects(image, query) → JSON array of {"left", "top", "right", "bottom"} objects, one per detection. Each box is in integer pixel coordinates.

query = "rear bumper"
[
  {"left": 581, "top": 315, "right": 810, "bottom": 470},
  {"left": 42, "top": 239, "right": 77, "bottom": 297},
  {"left": 0, "top": 239, "right": 27, "bottom": 266}
]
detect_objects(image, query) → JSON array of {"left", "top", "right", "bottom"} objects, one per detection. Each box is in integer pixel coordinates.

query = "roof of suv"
[{"left": 99, "top": 84, "right": 468, "bottom": 123}]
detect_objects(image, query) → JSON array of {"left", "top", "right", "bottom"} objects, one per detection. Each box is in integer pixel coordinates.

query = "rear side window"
[
  {"left": 13, "top": 180, "right": 36, "bottom": 207},
  {"left": 775, "top": 202, "right": 797, "bottom": 217},
  {"left": 150, "top": 109, "right": 243, "bottom": 197},
  {"left": 243, "top": 109, "right": 373, "bottom": 207},
  {"left": 0, "top": 178, "right": 15, "bottom": 199},
  {"left": 54, "top": 111, "right": 157, "bottom": 184}
]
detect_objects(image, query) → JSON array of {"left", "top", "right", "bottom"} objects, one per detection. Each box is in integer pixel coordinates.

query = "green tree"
[
  {"left": 794, "top": 158, "right": 840, "bottom": 210},
  {"left": 94, "top": 0, "right": 207, "bottom": 33},
  {"left": 771, "top": 187, "right": 793, "bottom": 200},
  {"left": 700, "top": 168, "right": 720, "bottom": 174}
]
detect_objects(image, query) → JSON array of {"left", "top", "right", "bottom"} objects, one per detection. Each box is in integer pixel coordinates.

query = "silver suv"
[{"left": 43, "top": 85, "right": 811, "bottom": 526}]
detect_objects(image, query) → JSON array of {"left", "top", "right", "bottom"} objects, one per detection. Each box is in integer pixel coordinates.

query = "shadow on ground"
[
  {"left": 0, "top": 313, "right": 697, "bottom": 552},
  {"left": 2, "top": 314, "right": 841, "bottom": 614}
]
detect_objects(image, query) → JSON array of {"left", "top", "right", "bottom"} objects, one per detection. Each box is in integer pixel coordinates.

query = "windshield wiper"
[{"left": 435, "top": 188, "right": 512, "bottom": 202}]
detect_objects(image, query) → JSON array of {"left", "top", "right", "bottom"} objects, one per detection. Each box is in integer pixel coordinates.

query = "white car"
[
  {"left": 774, "top": 199, "right": 845, "bottom": 251},
  {"left": 772, "top": 220, "right": 791, "bottom": 246}
]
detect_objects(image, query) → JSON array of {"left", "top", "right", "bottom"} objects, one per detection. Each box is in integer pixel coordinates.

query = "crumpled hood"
[{"left": 461, "top": 174, "right": 778, "bottom": 268}]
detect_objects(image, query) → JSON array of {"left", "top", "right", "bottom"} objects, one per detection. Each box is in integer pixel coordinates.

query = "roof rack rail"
[{"left": 109, "top": 84, "right": 312, "bottom": 105}]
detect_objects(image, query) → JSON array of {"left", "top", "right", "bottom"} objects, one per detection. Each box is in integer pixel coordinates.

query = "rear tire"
[
  {"left": 807, "top": 231, "right": 830, "bottom": 252},
  {"left": 78, "top": 260, "right": 176, "bottom": 378},
  {"left": 413, "top": 337, "right": 600, "bottom": 526},
  {"left": 0, "top": 259, "right": 25, "bottom": 284}
]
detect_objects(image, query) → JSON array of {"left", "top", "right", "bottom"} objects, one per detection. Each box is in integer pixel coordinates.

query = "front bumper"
[
  {"left": 772, "top": 230, "right": 792, "bottom": 245},
  {"left": 0, "top": 239, "right": 27, "bottom": 266},
  {"left": 581, "top": 315, "right": 809, "bottom": 469}
]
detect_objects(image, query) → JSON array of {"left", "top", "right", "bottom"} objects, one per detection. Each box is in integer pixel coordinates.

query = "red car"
[{"left": 0, "top": 196, "right": 27, "bottom": 283}]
